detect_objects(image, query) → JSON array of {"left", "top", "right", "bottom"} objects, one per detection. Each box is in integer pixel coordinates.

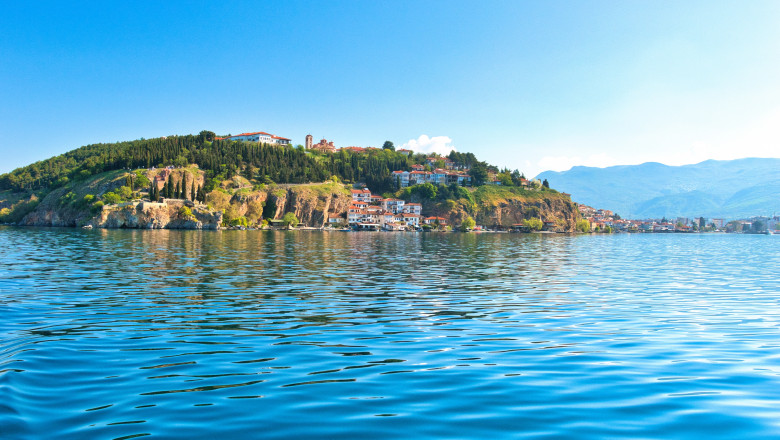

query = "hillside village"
[
  {"left": 336, "top": 188, "right": 447, "bottom": 231},
  {"left": 0, "top": 129, "right": 574, "bottom": 232}
]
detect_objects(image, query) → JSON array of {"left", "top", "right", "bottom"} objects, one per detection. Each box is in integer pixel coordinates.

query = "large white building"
[{"left": 217, "top": 131, "right": 291, "bottom": 145}]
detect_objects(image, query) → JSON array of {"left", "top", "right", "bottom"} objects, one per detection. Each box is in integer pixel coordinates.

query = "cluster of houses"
[
  {"left": 579, "top": 204, "right": 732, "bottom": 232},
  {"left": 329, "top": 188, "right": 448, "bottom": 231},
  {"left": 392, "top": 163, "right": 472, "bottom": 188}
]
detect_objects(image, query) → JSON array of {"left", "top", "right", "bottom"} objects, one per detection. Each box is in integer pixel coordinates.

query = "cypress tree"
[{"left": 191, "top": 184, "right": 197, "bottom": 201}]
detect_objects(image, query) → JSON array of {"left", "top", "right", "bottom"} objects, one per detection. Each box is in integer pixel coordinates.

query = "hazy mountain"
[{"left": 536, "top": 158, "right": 780, "bottom": 219}]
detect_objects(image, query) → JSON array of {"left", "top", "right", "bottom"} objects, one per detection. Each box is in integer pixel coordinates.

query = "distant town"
[{"left": 578, "top": 204, "right": 778, "bottom": 234}]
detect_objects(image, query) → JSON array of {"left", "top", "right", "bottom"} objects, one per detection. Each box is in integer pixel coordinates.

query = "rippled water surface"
[{"left": 1, "top": 227, "right": 780, "bottom": 439}]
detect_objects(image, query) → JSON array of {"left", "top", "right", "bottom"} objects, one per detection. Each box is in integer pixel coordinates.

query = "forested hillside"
[{"left": 0, "top": 131, "right": 415, "bottom": 194}]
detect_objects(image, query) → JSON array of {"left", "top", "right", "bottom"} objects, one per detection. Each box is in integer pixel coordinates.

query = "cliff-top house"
[{"left": 216, "top": 131, "right": 291, "bottom": 145}]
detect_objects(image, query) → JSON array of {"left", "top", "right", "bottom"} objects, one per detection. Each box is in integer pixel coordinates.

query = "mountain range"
[{"left": 536, "top": 158, "right": 780, "bottom": 219}]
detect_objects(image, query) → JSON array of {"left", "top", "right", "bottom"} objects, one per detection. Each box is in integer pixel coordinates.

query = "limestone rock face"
[
  {"left": 91, "top": 202, "right": 222, "bottom": 229},
  {"left": 473, "top": 198, "right": 580, "bottom": 232},
  {"left": 282, "top": 186, "right": 352, "bottom": 227},
  {"left": 209, "top": 183, "right": 353, "bottom": 228},
  {"left": 421, "top": 193, "right": 581, "bottom": 232}
]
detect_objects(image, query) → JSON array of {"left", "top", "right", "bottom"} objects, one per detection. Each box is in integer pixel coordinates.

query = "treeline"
[
  {"left": 0, "top": 130, "right": 516, "bottom": 196},
  {"left": 0, "top": 131, "right": 415, "bottom": 194}
]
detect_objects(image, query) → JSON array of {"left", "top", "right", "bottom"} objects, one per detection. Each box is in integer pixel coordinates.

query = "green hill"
[{"left": 2, "top": 130, "right": 575, "bottom": 229}]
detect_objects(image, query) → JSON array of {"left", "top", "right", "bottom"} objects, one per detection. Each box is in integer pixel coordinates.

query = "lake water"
[{"left": 1, "top": 228, "right": 779, "bottom": 439}]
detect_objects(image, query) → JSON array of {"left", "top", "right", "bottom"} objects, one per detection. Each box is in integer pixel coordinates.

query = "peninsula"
[{"left": 0, "top": 130, "right": 580, "bottom": 231}]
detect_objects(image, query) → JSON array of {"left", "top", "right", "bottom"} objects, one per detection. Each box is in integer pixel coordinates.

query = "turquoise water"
[{"left": 1, "top": 228, "right": 779, "bottom": 439}]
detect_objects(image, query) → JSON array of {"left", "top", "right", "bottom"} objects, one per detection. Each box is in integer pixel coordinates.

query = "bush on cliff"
[
  {"left": 523, "top": 218, "right": 543, "bottom": 231},
  {"left": 282, "top": 212, "right": 299, "bottom": 228}
]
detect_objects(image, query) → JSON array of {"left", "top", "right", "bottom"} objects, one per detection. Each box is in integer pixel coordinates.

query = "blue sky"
[{"left": 2, "top": 1, "right": 779, "bottom": 177}]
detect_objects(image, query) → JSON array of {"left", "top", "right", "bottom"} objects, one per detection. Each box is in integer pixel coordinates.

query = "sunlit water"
[{"left": 1, "top": 227, "right": 779, "bottom": 439}]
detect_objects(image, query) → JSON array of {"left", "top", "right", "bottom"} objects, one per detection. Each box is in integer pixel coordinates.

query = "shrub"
[
  {"left": 282, "top": 212, "right": 299, "bottom": 228},
  {"left": 178, "top": 206, "right": 194, "bottom": 220},
  {"left": 102, "top": 192, "right": 121, "bottom": 204},
  {"left": 118, "top": 186, "right": 133, "bottom": 200},
  {"left": 523, "top": 218, "right": 543, "bottom": 231},
  {"left": 229, "top": 216, "right": 248, "bottom": 227}
]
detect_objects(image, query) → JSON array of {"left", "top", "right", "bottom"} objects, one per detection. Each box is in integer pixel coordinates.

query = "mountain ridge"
[{"left": 536, "top": 157, "right": 780, "bottom": 219}]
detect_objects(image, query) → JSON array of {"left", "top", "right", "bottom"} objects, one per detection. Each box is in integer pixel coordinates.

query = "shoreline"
[{"left": 2, "top": 224, "right": 764, "bottom": 235}]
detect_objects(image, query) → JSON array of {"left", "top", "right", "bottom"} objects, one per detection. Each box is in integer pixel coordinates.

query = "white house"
[
  {"left": 217, "top": 131, "right": 291, "bottom": 145},
  {"left": 423, "top": 216, "right": 447, "bottom": 226},
  {"left": 403, "top": 203, "right": 422, "bottom": 215},
  {"left": 431, "top": 169, "right": 448, "bottom": 185},
  {"left": 392, "top": 170, "right": 410, "bottom": 188},
  {"left": 382, "top": 198, "right": 405, "bottom": 214},
  {"left": 401, "top": 213, "right": 420, "bottom": 227},
  {"left": 351, "top": 188, "right": 373, "bottom": 203}
]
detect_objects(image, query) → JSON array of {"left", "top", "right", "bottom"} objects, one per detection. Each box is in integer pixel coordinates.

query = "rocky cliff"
[
  {"left": 12, "top": 168, "right": 222, "bottom": 229},
  {"left": 418, "top": 186, "right": 581, "bottom": 231},
  {"left": 205, "top": 181, "right": 352, "bottom": 228},
  {"left": 92, "top": 201, "right": 222, "bottom": 229},
  {"left": 4, "top": 167, "right": 577, "bottom": 230}
]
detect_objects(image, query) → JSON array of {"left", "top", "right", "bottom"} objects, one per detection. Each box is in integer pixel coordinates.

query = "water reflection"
[{"left": 1, "top": 228, "right": 779, "bottom": 439}]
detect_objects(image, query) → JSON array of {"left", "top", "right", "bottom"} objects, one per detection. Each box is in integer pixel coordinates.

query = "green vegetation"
[
  {"left": 282, "top": 212, "right": 299, "bottom": 228},
  {"left": 228, "top": 216, "right": 249, "bottom": 227},
  {"left": 0, "top": 131, "right": 413, "bottom": 195},
  {"left": 0, "top": 131, "right": 581, "bottom": 229},
  {"left": 576, "top": 219, "right": 590, "bottom": 233},
  {"left": 0, "top": 195, "right": 39, "bottom": 223},
  {"left": 461, "top": 216, "right": 476, "bottom": 231},
  {"left": 523, "top": 218, "right": 543, "bottom": 231},
  {"left": 178, "top": 206, "right": 194, "bottom": 220}
]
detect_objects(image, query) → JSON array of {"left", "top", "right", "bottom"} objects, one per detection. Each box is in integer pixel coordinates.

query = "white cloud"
[{"left": 402, "top": 135, "right": 456, "bottom": 156}]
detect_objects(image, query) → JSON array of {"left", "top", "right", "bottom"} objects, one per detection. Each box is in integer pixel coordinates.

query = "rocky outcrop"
[
  {"left": 421, "top": 191, "right": 581, "bottom": 232},
  {"left": 282, "top": 185, "right": 351, "bottom": 227},
  {"left": 92, "top": 201, "right": 222, "bottom": 229},
  {"left": 472, "top": 197, "right": 580, "bottom": 231},
  {"left": 8, "top": 165, "right": 577, "bottom": 230},
  {"left": 208, "top": 182, "right": 352, "bottom": 228}
]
